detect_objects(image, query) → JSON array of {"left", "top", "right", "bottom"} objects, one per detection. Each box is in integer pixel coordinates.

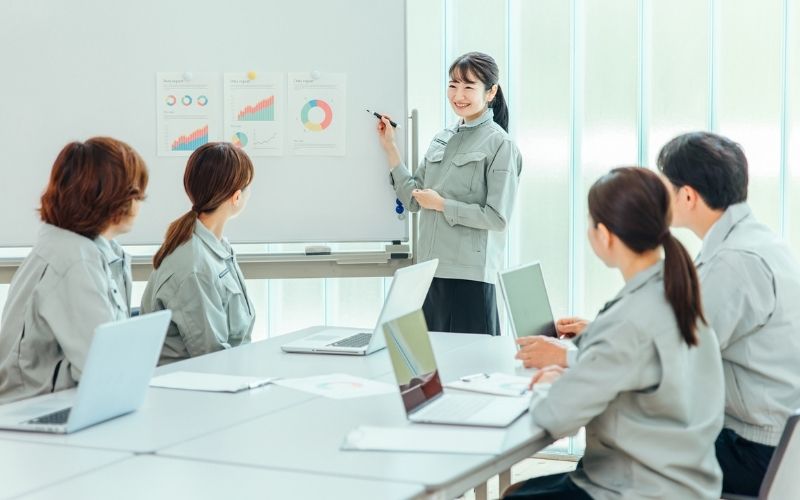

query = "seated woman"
[
  {"left": 505, "top": 167, "right": 725, "bottom": 499},
  {"left": 142, "top": 142, "right": 255, "bottom": 364},
  {"left": 0, "top": 137, "right": 148, "bottom": 404}
]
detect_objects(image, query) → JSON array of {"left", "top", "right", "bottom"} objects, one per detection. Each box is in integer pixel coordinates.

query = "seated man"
[{"left": 517, "top": 132, "right": 800, "bottom": 496}]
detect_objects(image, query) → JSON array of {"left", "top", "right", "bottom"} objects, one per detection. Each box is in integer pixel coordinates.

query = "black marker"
[{"left": 366, "top": 109, "right": 398, "bottom": 128}]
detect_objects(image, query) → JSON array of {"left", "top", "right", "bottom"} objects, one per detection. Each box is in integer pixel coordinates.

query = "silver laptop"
[
  {"left": 383, "top": 309, "right": 529, "bottom": 427},
  {"left": 0, "top": 310, "right": 171, "bottom": 434},
  {"left": 281, "top": 259, "right": 438, "bottom": 356},
  {"left": 498, "top": 262, "right": 558, "bottom": 345}
]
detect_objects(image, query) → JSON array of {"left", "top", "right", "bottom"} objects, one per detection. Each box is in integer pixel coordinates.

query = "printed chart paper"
[
  {"left": 287, "top": 72, "right": 346, "bottom": 156},
  {"left": 224, "top": 72, "right": 283, "bottom": 156},
  {"left": 157, "top": 72, "right": 218, "bottom": 156}
]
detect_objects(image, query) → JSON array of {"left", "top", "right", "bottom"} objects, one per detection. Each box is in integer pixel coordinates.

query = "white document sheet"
[
  {"left": 444, "top": 372, "right": 533, "bottom": 397},
  {"left": 274, "top": 373, "right": 394, "bottom": 399},
  {"left": 342, "top": 425, "right": 507, "bottom": 455},
  {"left": 150, "top": 371, "right": 275, "bottom": 393}
]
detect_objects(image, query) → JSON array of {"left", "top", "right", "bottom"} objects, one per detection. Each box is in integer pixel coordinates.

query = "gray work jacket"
[
  {"left": 390, "top": 108, "right": 522, "bottom": 283},
  {"left": 0, "top": 225, "right": 130, "bottom": 404},
  {"left": 530, "top": 262, "right": 725, "bottom": 499},
  {"left": 697, "top": 202, "right": 800, "bottom": 446},
  {"left": 141, "top": 220, "right": 254, "bottom": 365}
]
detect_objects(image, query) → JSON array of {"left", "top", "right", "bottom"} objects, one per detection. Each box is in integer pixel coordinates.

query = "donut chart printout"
[
  {"left": 157, "top": 72, "right": 218, "bottom": 157},
  {"left": 287, "top": 72, "right": 346, "bottom": 156},
  {"left": 224, "top": 72, "right": 284, "bottom": 157}
]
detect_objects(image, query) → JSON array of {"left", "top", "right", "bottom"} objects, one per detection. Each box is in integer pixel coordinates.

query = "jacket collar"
[
  {"left": 93, "top": 236, "right": 124, "bottom": 266},
  {"left": 598, "top": 261, "right": 663, "bottom": 315},
  {"left": 450, "top": 107, "right": 494, "bottom": 132},
  {"left": 696, "top": 202, "right": 752, "bottom": 266},
  {"left": 193, "top": 220, "right": 233, "bottom": 260}
]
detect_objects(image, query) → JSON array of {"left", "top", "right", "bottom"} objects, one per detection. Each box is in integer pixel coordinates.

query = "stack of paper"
[
  {"left": 150, "top": 371, "right": 275, "bottom": 393},
  {"left": 342, "top": 425, "right": 507, "bottom": 455}
]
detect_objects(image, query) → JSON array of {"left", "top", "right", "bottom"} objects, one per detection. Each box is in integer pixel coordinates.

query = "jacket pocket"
[
  {"left": 220, "top": 273, "right": 252, "bottom": 343},
  {"left": 449, "top": 152, "right": 486, "bottom": 196}
]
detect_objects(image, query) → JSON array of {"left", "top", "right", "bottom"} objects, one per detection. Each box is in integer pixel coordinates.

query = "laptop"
[
  {"left": 498, "top": 262, "right": 558, "bottom": 344},
  {"left": 383, "top": 309, "right": 529, "bottom": 427},
  {"left": 281, "top": 259, "right": 438, "bottom": 356},
  {"left": 0, "top": 310, "right": 171, "bottom": 434}
]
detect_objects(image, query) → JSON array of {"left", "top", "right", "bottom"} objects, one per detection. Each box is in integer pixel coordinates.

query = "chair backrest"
[{"left": 760, "top": 409, "right": 800, "bottom": 499}]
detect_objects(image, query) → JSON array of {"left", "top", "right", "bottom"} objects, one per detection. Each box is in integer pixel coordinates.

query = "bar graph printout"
[
  {"left": 224, "top": 72, "right": 284, "bottom": 157},
  {"left": 157, "top": 72, "right": 218, "bottom": 156}
]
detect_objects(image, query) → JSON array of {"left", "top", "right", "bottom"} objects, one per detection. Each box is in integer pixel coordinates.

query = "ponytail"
[
  {"left": 153, "top": 211, "right": 197, "bottom": 269},
  {"left": 490, "top": 85, "right": 509, "bottom": 132},
  {"left": 662, "top": 233, "right": 705, "bottom": 346},
  {"left": 152, "top": 142, "right": 254, "bottom": 269}
]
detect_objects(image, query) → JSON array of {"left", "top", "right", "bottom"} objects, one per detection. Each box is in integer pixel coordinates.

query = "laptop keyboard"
[
  {"left": 327, "top": 332, "right": 372, "bottom": 348},
  {"left": 27, "top": 407, "right": 71, "bottom": 425},
  {"left": 415, "top": 396, "right": 486, "bottom": 421}
]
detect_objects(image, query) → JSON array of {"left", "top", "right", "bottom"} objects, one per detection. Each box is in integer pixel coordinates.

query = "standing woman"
[
  {"left": 141, "top": 142, "right": 255, "bottom": 364},
  {"left": 504, "top": 168, "right": 724, "bottom": 499},
  {"left": 0, "top": 137, "right": 148, "bottom": 404},
  {"left": 377, "top": 52, "right": 522, "bottom": 335}
]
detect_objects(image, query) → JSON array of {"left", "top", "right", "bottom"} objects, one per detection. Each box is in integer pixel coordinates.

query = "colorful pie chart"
[
  {"left": 300, "top": 99, "right": 333, "bottom": 132},
  {"left": 231, "top": 131, "right": 248, "bottom": 148}
]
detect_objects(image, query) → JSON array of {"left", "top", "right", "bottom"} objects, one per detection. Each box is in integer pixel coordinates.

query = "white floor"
[{"left": 458, "top": 458, "right": 578, "bottom": 500}]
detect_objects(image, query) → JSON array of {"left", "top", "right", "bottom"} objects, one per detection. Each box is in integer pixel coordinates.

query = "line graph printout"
[
  {"left": 288, "top": 72, "right": 346, "bottom": 156},
  {"left": 157, "top": 72, "right": 218, "bottom": 157},
  {"left": 224, "top": 72, "right": 284, "bottom": 157}
]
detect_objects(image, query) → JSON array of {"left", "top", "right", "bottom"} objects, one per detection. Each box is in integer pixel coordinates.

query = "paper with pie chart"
[
  {"left": 274, "top": 373, "right": 394, "bottom": 399},
  {"left": 224, "top": 72, "right": 283, "bottom": 157},
  {"left": 288, "top": 72, "right": 346, "bottom": 156},
  {"left": 157, "top": 72, "right": 217, "bottom": 157}
]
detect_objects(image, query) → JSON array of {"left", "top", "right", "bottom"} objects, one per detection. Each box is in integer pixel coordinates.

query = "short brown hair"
[{"left": 40, "top": 137, "right": 149, "bottom": 239}]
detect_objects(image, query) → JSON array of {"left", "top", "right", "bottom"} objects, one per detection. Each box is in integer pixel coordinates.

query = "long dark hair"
[
  {"left": 449, "top": 52, "right": 509, "bottom": 132},
  {"left": 153, "top": 142, "right": 254, "bottom": 268},
  {"left": 588, "top": 167, "right": 704, "bottom": 346}
]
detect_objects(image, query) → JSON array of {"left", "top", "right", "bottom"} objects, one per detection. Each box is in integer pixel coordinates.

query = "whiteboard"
[{"left": 0, "top": 0, "right": 408, "bottom": 246}]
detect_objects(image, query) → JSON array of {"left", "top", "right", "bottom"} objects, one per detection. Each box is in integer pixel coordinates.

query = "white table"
[
  {"left": 160, "top": 334, "right": 551, "bottom": 498},
  {"left": 2, "top": 329, "right": 552, "bottom": 499},
  {"left": 15, "top": 455, "right": 426, "bottom": 500},
  {"left": 0, "top": 440, "right": 128, "bottom": 499}
]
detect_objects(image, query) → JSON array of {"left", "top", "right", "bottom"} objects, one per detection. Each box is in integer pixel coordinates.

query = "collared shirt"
[
  {"left": 530, "top": 262, "right": 724, "bottom": 499},
  {"left": 696, "top": 202, "right": 800, "bottom": 446},
  {"left": 141, "top": 220, "right": 255, "bottom": 365},
  {"left": 93, "top": 236, "right": 132, "bottom": 317},
  {"left": 389, "top": 108, "right": 522, "bottom": 283},
  {"left": 0, "top": 224, "right": 130, "bottom": 404}
]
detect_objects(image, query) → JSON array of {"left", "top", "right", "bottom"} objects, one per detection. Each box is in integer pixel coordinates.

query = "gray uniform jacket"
[
  {"left": 141, "top": 220, "right": 254, "bottom": 365},
  {"left": 390, "top": 108, "right": 522, "bottom": 283},
  {"left": 530, "top": 262, "right": 725, "bottom": 499},
  {"left": 0, "top": 225, "right": 130, "bottom": 404},
  {"left": 697, "top": 202, "right": 800, "bottom": 446}
]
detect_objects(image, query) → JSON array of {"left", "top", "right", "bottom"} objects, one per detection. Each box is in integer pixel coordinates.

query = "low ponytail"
[
  {"left": 449, "top": 52, "right": 509, "bottom": 131},
  {"left": 153, "top": 211, "right": 197, "bottom": 269},
  {"left": 588, "top": 167, "right": 705, "bottom": 348},
  {"left": 490, "top": 85, "right": 509, "bottom": 132},
  {"left": 662, "top": 233, "right": 705, "bottom": 346},
  {"left": 152, "top": 142, "right": 254, "bottom": 269}
]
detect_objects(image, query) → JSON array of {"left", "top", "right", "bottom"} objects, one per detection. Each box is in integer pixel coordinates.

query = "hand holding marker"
[
  {"left": 369, "top": 109, "right": 405, "bottom": 218},
  {"left": 366, "top": 109, "right": 398, "bottom": 128}
]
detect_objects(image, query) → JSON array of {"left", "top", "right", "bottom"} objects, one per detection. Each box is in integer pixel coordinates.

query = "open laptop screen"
[
  {"left": 382, "top": 310, "right": 443, "bottom": 413},
  {"left": 498, "top": 262, "right": 557, "bottom": 339}
]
